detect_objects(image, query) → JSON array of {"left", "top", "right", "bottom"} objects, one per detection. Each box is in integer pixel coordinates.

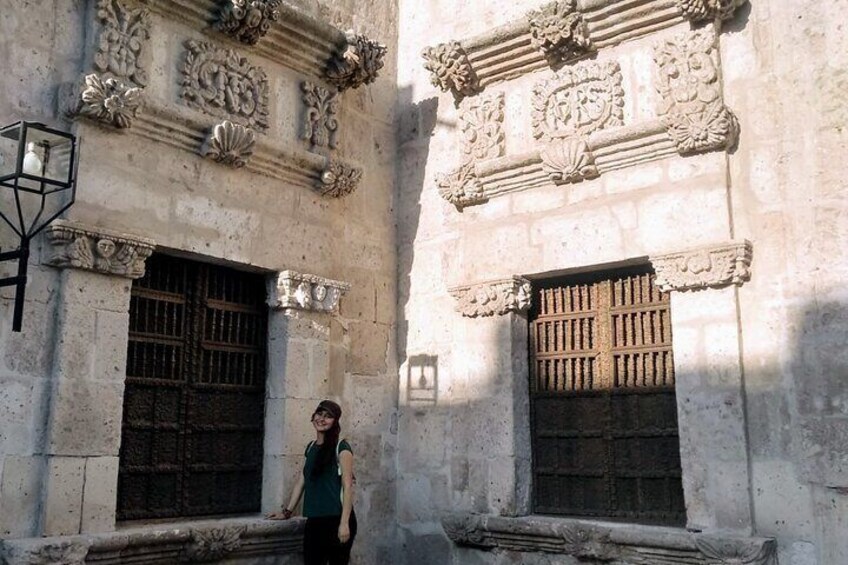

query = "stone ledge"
[
  {"left": 441, "top": 513, "right": 777, "bottom": 564},
  {"left": 0, "top": 516, "right": 304, "bottom": 564}
]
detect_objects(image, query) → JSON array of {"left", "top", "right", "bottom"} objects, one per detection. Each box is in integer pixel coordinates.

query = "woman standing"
[{"left": 268, "top": 400, "right": 356, "bottom": 565}]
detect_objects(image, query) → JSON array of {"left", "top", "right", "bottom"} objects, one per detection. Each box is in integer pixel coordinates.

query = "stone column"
[
  {"left": 263, "top": 270, "right": 350, "bottom": 514},
  {"left": 448, "top": 276, "right": 532, "bottom": 516},
  {"left": 651, "top": 240, "right": 754, "bottom": 533},
  {"left": 39, "top": 220, "right": 154, "bottom": 536}
]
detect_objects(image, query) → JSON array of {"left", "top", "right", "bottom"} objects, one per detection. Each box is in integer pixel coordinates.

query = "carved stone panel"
[
  {"left": 448, "top": 277, "right": 532, "bottom": 318},
  {"left": 302, "top": 81, "right": 339, "bottom": 150},
  {"left": 319, "top": 160, "right": 362, "bottom": 197},
  {"left": 216, "top": 0, "right": 282, "bottom": 45},
  {"left": 676, "top": 0, "right": 748, "bottom": 22},
  {"left": 527, "top": 0, "right": 592, "bottom": 65},
  {"left": 184, "top": 526, "right": 244, "bottom": 562},
  {"left": 458, "top": 92, "right": 505, "bottom": 161},
  {"left": 268, "top": 271, "right": 351, "bottom": 313},
  {"left": 650, "top": 240, "right": 753, "bottom": 292},
  {"left": 94, "top": 0, "right": 151, "bottom": 87},
  {"left": 326, "top": 31, "right": 388, "bottom": 91},
  {"left": 654, "top": 29, "right": 738, "bottom": 155},
  {"left": 422, "top": 41, "right": 478, "bottom": 100},
  {"left": 202, "top": 120, "right": 256, "bottom": 168},
  {"left": 74, "top": 73, "right": 144, "bottom": 129},
  {"left": 540, "top": 137, "right": 599, "bottom": 184},
  {"left": 181, "top": 40, "right": 270, "bottom": 131},
  {"left": 532, "top": 60, "right": 624, "bottom": 142},
  {"left": 44, "top": 221, "right": 156, "bottom": 279}
]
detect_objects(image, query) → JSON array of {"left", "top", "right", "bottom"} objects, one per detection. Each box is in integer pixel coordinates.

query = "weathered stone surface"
[
  {"left": 651, "top": 240, "right": 753, "bottom": 292},
  {"left": 448, "top": 277, "right": 532, "bottom": 318},
  {"left": 268, "top": 270, "right": 351, "bottom": 313},
  {"left": 42, "top": 456, "right": 85, "bottom": 536},
  {"left": 44, "top": 221, "right": 155, "bottom": 279},
  {"left": 80, "top": 457, "right": 118, "bottom": 533}
]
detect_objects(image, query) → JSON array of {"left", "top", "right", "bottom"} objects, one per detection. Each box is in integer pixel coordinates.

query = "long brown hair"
[{"left": 311, "top": 401, "right": 342, "bottom": 477}]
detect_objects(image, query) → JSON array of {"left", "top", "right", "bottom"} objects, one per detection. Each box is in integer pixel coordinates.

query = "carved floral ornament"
[
  {"left": 302, "top": 81, "right": 339, "bottom": 150},
  {"left": 459, "top": 92, "right": 505, "bottom": 161},
  {"left": 675, "top": 0, "right": 749, "bottom": 22},
  {"left": 184, "top": 526, "right": 244, "bottom": 562},
  {"left": 448, "top": 277, "right": 532, "bottom": 318},
  {"left": 72, "top": 73, "right": 143, "bottom": 129},
  {"left": 421, "top": 41, "right": 478, "bottom": 100},
  {"left": 436, "top": 163, "right": 486, "bottom": 209},
  {"left": 527, "top": 0, "right": 592, "bottom": 65},
  {"left": 202, "top": 120, "right": 256, "bottom": 168},
  {"left": 216, "top": 0, "right": 282, "bottom": 45},
  {"left": 319, "top": 160, "right": 362, "bottom": 198},
  {"left": 326, "top": 31, "right": 388, "bottom": 91},
  {"left": 94, "top": 0, "right": 151, "bottom": 87},
  {"left": 44, "top": 220, "right": 156, "bottom": 279},
  {"left": 269, "top": 270, "right": 351, "bottom": 313},
  {"left": 650, "top": 240, "right": 753, "bottom": 292}
]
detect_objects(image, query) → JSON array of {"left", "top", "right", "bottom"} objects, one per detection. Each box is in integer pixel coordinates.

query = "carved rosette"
[
  {"left": 184, "top": 526, "right": 244, "bottom": 562},
  {"left": 216, "top": 0, "right": 282, "bottom": 45},
  {"left": 94, "top": 0, "right": 151, "bottom": 87},
  {"left": 676, "top": 0, "right": 748, "bottom": 22},
  {"left": 441, "top": 514, "right": 493, "bottom": 548},
  {"left": 422, "top": 41, "right": 479, "bottom": 100},
  {"left": 302, "top": 81, "right": 339, "bottom": 150},
  {"left": 73, "top": 73, "right": 144, "bottom": 129},
  {"left": 269, "top": 270, "right": 351, "bottom": 313},
  {"left": 326, "top": 31, "right": 388, "bottom": 91},
  {"left": 654, "top": 29, "right": 739, "bottom": 155},
  {"left": 527, "top": 0, "right": 592, "bottom": 65},
  {"left": 448, "top": 277, "right": 532, "bottom": 318},
  {"left": 532, "top": 60, "right": 624, "bottom": 142},
  {"left": 436, "top": 164, "right": 486, "bottom": 209},
  {"left": 540, "top": 137, "right": 599, "bottom": 184},
  {"left": 458, "top": 92, "right": 505, "bottom": 161},
  {"left": 44, "top": 221, "right": 156, "bottom": 279},
  {"left": 650, "top": 240, "right": 753, "bottom": 292},
  {"left": 694, "top": 535, "right": 777, "bottom": 565},
  {"left": 181, "top": 40, "right": 270, "bottom": 131},
  {"left": 202, "top": 120, "right": 256, "bottom": 168},
  {"left": 319, "top": 161, "right": 362, "bottom": 198}
]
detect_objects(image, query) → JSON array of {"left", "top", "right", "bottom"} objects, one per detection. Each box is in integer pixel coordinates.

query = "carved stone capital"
[
  {"left": 319, "top": 161, "right": 362, "bottom": 197},
  {"left": 269, "top": 271, "right": 351, "bottom": 313},
  {"left": 184, "top": 526, "right": 244, "bottom": 562},
  {"left": 44, "top": 220, "right": 156, "bottom": 279},
  {"left": 436, "top": 163, "right": 487, "bottom": 209},
  {"left": 72, "top": 73, "right": 144, "bottom": 129},
  {"left": 676, "top": 0, "right": 748, "bottom": 22},
  {"left": 448, "top": 276, "right": 532, "bottom": 318},
  {"left": 326, "top": 31, "right": 387, "bottom": 91},
  {"left": 94, "top": 0, "right": 151, "bottom": 87},
  {"left": 527, "top": 0, "right": 592, "bottom": 65},
  {"left": 302, "top": 81, "right": 339, "bottom": 150},
  {"left": 540, "top": 137, "right": 599, "bottom": 184},
  {"left": 650, "top": 240, "right": 753, "bottom": 292},
  {"left": 422, "top": 41, "right": 479, "bottom": 100},
  {"left": 216, "top": 0, "right": 282, "bottom": 45},
  {"left": 202, "top": 120, "right": 256, "bottom": 168}
]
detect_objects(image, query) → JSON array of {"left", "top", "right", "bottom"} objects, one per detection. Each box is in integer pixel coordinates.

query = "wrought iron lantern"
[{"left": 0, "top": 121, "right": 79, "bottom": 331}]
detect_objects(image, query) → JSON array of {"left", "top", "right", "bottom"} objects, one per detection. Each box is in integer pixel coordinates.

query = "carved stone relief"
[
  {"left": 94, "top": 0, "right": 151, "bottom": 87},
  {"left": 458, "top": 92, "right": 505, "bottom": 161},
  {"left": 527, "top": 0, "right": 592, "bottom": 65},
  {"left": 436, "top": 163, "right": 487, "bottom": 209},
  {"left": 44, "top": 221, "right": 156, "bottom": 279},
  {"left": 695, "top": 535, "right": 778, "bottom": 565},
  {"left": 269, "top": 270, "right": 351, "bottom": 313},
  {"left": 319, "top": 160, "right": 362, "bottom": 197},
  {"left": 326, "top": 31, "right": 388, "bottom": 91},
  {"left": 216, "top": 0, "right": 282, "bottom": 45},
  {"left": 650, "top": 240, "right": 753, "bottom": 292},
  {"left": 74, "top": 73, "right": 143, "bottom": 128},
  {"left": 532, "top": 60, "right": 624, "bottom": 142},
  {"left": 4, "top": 541, "right": 90, "bottom": 565},
  {"left": 181, "top": 40, "right": 270, "bottom": 131},
  {"left": 654, "top": 29, "right": 738, "bottom": 155},
  {"left": 540, "top": 137, "right": 599, "bottom": 184},
  {"left": 676, "top": 0, "right": 748, "bottom": 22},
  {"left": 302, "top": 81, "right": 339, "bottom": 150},
  {"left": 202, "top": 120, "right": 256, "bottom": 168},
  {"left": 448, "top": 277, "right": 532, "bottom": 318},
  {"left": 422, "top": 41, "right": 478, "bottom": 100},
  {"left": 184, "top": 526, "right": 244, "bottom": 562}
]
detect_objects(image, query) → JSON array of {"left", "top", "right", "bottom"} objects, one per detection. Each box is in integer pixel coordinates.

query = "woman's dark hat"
[{"left": 314, "top": 399, "right": 342, "bottom": 420}]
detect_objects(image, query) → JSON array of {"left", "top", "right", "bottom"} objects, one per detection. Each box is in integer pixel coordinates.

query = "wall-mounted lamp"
[{"left": 0, "top": 121, "right": 79, "bottom": 331}]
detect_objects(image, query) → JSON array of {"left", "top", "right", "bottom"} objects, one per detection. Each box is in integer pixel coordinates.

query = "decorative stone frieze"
[
  {"left": 654, "top": 29, "right": 739, "bottom": 155},
  {"left": 184, "top": 526, "right": 244, "bottom": 562},
  {"left": 540, "top": 137, "right": 599, "bottom": 184},
  {"left": 302, "top": 81, "right": 339, "bottom": 150},
  {"left": 448, "top": 277, "right": 532, "bottom": 318},
  {"left": 421, "top": 41, "right": 478, "bottom": 100},
  {"left": 458, "top": 92, "right": 505, "bottom": 161},
  {"left": 94, "top": 0, "right": 151, "bottom": 87},
  {"left": 527, "top": 0, "right": 592, "bottom": 65},
  {"left": 531, "top": 60, "right": 624, "bottom": 142},
  {"left": 326, "top": 31, "right": 388, "bottom": 91},
  {"left": 319, "top": 161, "right": 362, "bottom": 197},
  {"left": 650, "top": 240, "right": 753, "bottom": 292},
  {"left": 202, "top": 120, "right": 256, "bottom": 168},
  {"left": 437, "top": 164, "right": 487, "bottom": 209},
  {"left": 216, "top": 0, "right": 282, "bottom": 45},
  {"left": 269, "top": 271, "right": 351, "bottom": 313},
  {"left": 73, "top": 73, "right": 144, "bottom": 129},
  {"left": 676, "top": 0, "right": 748, "bottom": 22},
  {"left": 181, "top": 40, "right": 270, "bottom": 131},
  {"left": 44, "top": 220, "right": 156, "bottom": 279}
]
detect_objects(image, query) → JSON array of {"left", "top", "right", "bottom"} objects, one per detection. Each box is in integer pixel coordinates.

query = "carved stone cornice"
[
  {"left": 44, "top": 221, "right": 156, "bottom": 279},
  {"left": 650, "top": 240, "right": 753, "bottom": 292},
  {"left": 441, "top": 514, "right": 777, "bottom": 564},
  {"left": 421, "top": 41, "right": 479, "bottom": 101},
  {"left": 319, "top": 161, "right": 362, "bottom": 197},
  {"left": 302, "top": 81, "right": 339, "bottom": 150},
  {"left": 216, "top": 0, "right": 282, "bottom": 46},
  {"left": 448, "top": 277, "right": 532, "bottom": 318},
  {"left": 202, "top": 120, "right": 256, "bottom": 168},
  {"left": 527, "top": 0, "right": 592, "bottom": 65},
  {"left": 268, "top": 271, "right": 351, "bottom": 313},
  {"left": 326, "top": 31, "right": 388, "bottom": 91},
  {"left": 184, "top": 526, "right": 245, "bottom": 562},
  {"left": 675, "top": 0, "right": 748, "bottom": 22}
]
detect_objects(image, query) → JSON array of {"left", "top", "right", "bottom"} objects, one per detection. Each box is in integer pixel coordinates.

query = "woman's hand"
[{"left": 338, "top": 521, "right": 351, "bottom": 544}]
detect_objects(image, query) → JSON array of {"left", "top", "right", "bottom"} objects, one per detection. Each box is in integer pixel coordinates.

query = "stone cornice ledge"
[
  {"left": 44, "top": 220, "right": 156, "bottom": 279},
  {"left": 448, "top": 276, "right": 532, "bottom": 318},
  {"left": 650, "top": 240, "right": 753, "bottom": 292},
  {"left": 268, "top": 270, "right": 351, "bottom": 313},
  {"left": 441, "top": 513, "right": 777, "bottom": 564},
  {"left": 0, "top": 516, "right": 304, "bottom": 565}
]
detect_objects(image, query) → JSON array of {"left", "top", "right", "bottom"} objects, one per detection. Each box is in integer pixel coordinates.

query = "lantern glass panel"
[
  {"left": 0, "top": 123, "right": 22, "bottom": 182},
  {"left": 22, "top": 124, "right": 74, "bottom": 191}
]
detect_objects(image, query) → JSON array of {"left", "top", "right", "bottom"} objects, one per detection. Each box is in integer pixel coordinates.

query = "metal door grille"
[
  {"left": 118, "top": 254, "right": 268, "bottom": 521},
  {"left": 529, "top": 267, "right": 685, "bottom": 525}
]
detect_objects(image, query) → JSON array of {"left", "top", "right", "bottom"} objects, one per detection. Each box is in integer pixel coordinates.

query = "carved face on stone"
[
  {"left": 95, "top": 238, "right": 117, "bottom": 258},
  {"left": 313, "top": 284, "right": 327, "bottom": 302},
  {"left": 295, "top": 281, "right": 313, "bottom": 308}
]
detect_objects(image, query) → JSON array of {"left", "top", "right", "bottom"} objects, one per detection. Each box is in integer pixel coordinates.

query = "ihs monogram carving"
[
  {"left": 269, "top": 271, "right": 351, "bottom": 313},
  {"left": 202, "top": 120, "right": 256, "bottom": 168},
  {"left": 449, "top": 277, "right": 532, "bottom": 318},
  {"left": 676, "top": 0, "right": 748, "bottom": 22},
  {"left": 319, "top": 161, "right": 362, "bottom": 197},
  {"left": 45, "top": 221, "right": 155, "bottom": 279},
  {"left": 216, "top": 0, "right": 282, "bottom": 45},
  {"left": 527, "top": 0, "right": 592, "bottom": 65},
  {"left": 184, "top": 527, "right": 244, "bottom": 562},
  {"left": 422, "top": 41, "right": 478, "bottom": 100},
  {"left": 532, "top": 60, "right": 624, "bottom": 142},
  {"left": 94, "top": 0, "right": 151, "bottom": 86},
  {"left": 76, "top": 73, "right": 143, "bottom": 128},
  {"left": 650, "top": 240, "right": 753, "bottom": 292},
  {"left": 302, "top": 81, "right": 339, "bottom": 150},
  {"left": 436, "top": 163, "right": 486, "bottom": 209},
  {"left": 181, "top": 40, "right": 270, "bottom": 131},
  {"left": 326, "top": 31, "right": 388, "bottom": 91},
  {"left": 540, "top": 137, "right": 599, "bottom": 184},
  {"left": 458, "top": 92, "right": 505, "bottom": 161},
  {"left": 654, "top": 29, "right": 739, "bottom": 155}
]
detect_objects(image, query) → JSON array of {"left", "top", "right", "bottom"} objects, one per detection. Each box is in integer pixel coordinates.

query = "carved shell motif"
[
  {"left": 203, "top": 120, "right": 256, "bottom": 168},
  {"left": 540, "top": 138, "right": 599, "bottom": 184}
]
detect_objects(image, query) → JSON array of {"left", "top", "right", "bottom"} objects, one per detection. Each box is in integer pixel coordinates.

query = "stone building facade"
[{"left": 0, "top": 0, "right": 846, "bottom": 564}]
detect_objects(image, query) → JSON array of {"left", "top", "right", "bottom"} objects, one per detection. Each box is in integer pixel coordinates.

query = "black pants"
[{"left": 304, "top": 512, "right": 357, "bottom": 565}]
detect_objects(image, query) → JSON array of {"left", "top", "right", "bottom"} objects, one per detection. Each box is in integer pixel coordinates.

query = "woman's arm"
[
  {"left": 267, "top": 474, "right": 304, "bottom": 520},
  {"left": 338, "top": 450, "right": 355, "bottom": 542}
]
